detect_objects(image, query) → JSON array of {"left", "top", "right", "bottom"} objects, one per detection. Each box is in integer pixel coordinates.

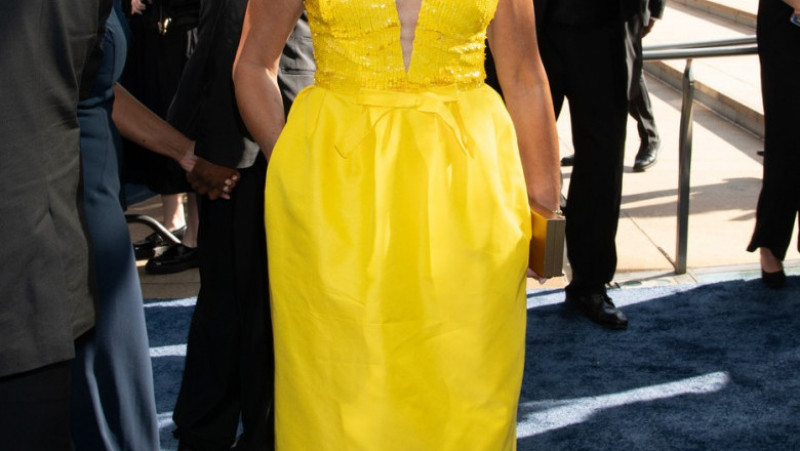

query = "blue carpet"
[{"left": 146, "top": 275, "right": 800, "bottom": 450}]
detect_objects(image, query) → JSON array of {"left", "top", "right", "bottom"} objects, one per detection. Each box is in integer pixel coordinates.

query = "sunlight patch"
[
  {"left": 150, "top": 344, "right": 187, "bottom": 358},
  {"left": 144, "top": 298, "right": 197, "bottom": 309},
  {"left": 517, "top": 371, "right": 730, "bottom": 437}
]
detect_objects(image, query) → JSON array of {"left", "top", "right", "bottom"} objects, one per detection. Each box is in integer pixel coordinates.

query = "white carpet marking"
[
  {"left": 517, "top": 371, "right": 730, "bottom": 437},
  {"left": 144, "top": 298, "right": 197, "bottom": 309},
  {"left": 149, "top": 344, "right": 187, "bottom": 358}
]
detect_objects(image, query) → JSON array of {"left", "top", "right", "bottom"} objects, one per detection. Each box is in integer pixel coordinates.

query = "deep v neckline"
[{"left": 393, "top": 0, "right": 425, "bottom": 75}]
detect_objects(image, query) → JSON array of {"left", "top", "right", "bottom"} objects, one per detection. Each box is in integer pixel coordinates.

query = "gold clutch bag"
[{"left": 529, "top": 202, "right": 566, "bottom": 278}]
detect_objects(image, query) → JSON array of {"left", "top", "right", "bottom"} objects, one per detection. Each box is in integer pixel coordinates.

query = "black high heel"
[{"left": 761, "top": 269, "right": 786, "bottom": 289}]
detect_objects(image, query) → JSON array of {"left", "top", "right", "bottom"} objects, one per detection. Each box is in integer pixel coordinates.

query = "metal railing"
[
  {"left": 641, "top": 36, "right": 758, "bottom": 274},
  {"left": 125, "top": 214, "right": 182, "bottom": 245}
]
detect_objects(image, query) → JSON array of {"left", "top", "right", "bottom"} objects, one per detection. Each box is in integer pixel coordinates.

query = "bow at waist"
[{"left": 334, "top": 86, "right": 475, "bottom": 158}]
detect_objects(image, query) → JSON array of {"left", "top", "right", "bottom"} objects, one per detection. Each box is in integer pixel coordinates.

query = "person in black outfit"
[
  {"left": 122, "top": 0, "right": 203, "bottom": 274},
  {"left": 629, "top": 73, "right": 661, "bottom": 171},
  {"left": 557, "top": 3, "right": 664, "bottom": 173},
  {"left": 534, "top": 0, "right": 665, "bottom": 329},
  {"left": 166, "top": 0, "right": 314, "bottom": 448},
  {"left": 629, "top": 8, "right": 664, "bottom": 172},
  {"left": 561, "top": 74, "right": 661, "bottom": 172},
  {"left": 747, "top": 0, "right": 800, "bottom": 288}
]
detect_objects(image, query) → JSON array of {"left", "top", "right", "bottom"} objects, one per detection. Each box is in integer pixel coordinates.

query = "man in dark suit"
[
  {"left": 629, "top": 5, "right": 665, "bottom": 172},
  {"left": 0, "top": 0, "right": 102, "bottom": 448},
  {"left": 167, "top": 0, "right": 314, "bottom": 449},
  {"left": 558, "top": 4, "right": 665, "bottom": 170},
  {"left": 534, "top": 0, "right": 665, "bottom": 329}
]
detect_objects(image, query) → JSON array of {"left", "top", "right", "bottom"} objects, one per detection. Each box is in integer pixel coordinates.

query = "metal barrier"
[
  {"left": 125, "top": 214, "right": 182, "bottom": 245},
  {"left": 642, "top": 36, "right": 758, "bottom": 274}
]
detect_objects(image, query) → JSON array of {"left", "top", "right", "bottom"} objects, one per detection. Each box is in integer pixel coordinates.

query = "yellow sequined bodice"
[{"left": 306, "top": 0, "right": 499, "bottom": 91}]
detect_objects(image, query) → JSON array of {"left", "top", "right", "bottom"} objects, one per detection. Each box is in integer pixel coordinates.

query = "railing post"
[
  {"left": 675, "top": 59, "right": 695, "bottom": 274},
  {"left": 642, "top": 38, "right": 757, "bottom": 275}
]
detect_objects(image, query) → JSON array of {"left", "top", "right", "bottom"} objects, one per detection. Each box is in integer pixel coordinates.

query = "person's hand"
[
  {"left": 526, "top": 267, "right": 548, "bottom": 283},
  {"left": 131, "top": 0, "right": 151, "bottom": 15},
  {"left": 642, "top": 18, "right": 657, "bottom": 38},
  {"left": 178, "top": 143, "right": 198, "bottom": 173},
  {"left": 187, "top": 157, "right": 240, "bottom": 200}
]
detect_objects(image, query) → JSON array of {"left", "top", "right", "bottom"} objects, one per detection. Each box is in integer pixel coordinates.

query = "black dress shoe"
[
  {"left": 145, "top": 243, "right": 199, "bottom": 274},
  {"left": 560, "top": 153, "right": 575, "bottom": 166},
  {"left": 633, "top": 146, "right": 658, "bottom": 172},
  {"left": 133, "top": 226, "right": 186, "bottom": 260},
  {"left": 761, "top": 269, "right": 786, "bottom": 289},
  {"left": 565, "top": 292, "right": 628, "bottom": 329}
]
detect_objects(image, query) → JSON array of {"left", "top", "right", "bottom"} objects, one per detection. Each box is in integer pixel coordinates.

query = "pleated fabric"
[{"left": 267, "top": 83, "right": 530, "bottom": 450}]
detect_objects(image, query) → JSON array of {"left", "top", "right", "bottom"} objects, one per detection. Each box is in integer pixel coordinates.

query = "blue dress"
[{"left": 71, "top": 3, "right": 160, "bottom": 449}]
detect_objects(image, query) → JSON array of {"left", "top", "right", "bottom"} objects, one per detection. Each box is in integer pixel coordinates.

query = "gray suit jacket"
[{"left": 0, "top": 0, "right": 103, "bottom": 377}]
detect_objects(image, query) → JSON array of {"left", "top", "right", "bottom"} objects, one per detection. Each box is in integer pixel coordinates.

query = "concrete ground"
[{"left": 129, "top": 0, "right": 800, "bottom": 300}]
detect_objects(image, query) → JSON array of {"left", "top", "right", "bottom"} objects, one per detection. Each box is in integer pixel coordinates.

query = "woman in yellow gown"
[{"left": 234, "top": 0, "right": 560, "bottom": 449}]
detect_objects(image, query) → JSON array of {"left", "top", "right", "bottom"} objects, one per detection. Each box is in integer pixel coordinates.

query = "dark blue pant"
[{"left": 71, "top": 101, "right": 160, "bottom": 451}]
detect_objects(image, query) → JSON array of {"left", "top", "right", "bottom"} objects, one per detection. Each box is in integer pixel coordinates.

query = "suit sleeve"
[
  {"left": 191, "top": 0, "right": 249, "bottom": 168},
  {"left": 649, "top": 0, "right": 666, "bottom": 20},
  {"left": 276, "top": 13, "right": 316, "bottom": 116}
]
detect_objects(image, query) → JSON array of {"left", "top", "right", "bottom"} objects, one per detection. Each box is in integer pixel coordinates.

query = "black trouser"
[
  {"left": 747, "top": 0, "right": 800, "bottom": 261},
  {"left": 173, "top": 157, "right": 274, "bottom": 450},
  {"left": 0, "top": 361, "right": 71, "bottom": 451},
  {"left": 629, "top": 74, "right": 660, "bottom": 152},
  {"left": 539, "top": 21, "right": 629, "bottom": 294}
]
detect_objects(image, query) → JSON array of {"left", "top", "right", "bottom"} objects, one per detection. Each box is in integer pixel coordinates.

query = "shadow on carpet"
[
  {"left": 145, "top": 276, "right": 800, "bottom": 451},
  {"left": 519, "top": 276, "right": 800, "bottom": 451}
]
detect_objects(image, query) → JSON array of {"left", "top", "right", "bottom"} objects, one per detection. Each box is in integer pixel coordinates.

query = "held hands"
[
  {"left": 187, "top": 157, "right": 240, "bottom": 200},
  {"left": 178, "top": 143, "right": 198, "bottom": 173}
]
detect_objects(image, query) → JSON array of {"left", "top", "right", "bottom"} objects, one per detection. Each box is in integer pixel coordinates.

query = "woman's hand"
[
  {"left": 178, "top": 143, "right": 198, "bottom": 173},
  {"left": 130, "top": 0, "right": 151, "bottom": 15}
]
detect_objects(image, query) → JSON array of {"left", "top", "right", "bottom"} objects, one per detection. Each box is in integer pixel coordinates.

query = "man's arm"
[
  {"left": 192, "top": 0, "right": 250, "bottom": 168},
  {"left": 113, "top": 83, "right": 239, "bottom": 199},
  {"left": 173, "top": 0, "right": 251, "bottom": 200}
]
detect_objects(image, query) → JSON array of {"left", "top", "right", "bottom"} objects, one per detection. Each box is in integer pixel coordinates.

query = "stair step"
[
  {"left": 670, "top": 0, "right": 757, "bottom": 28},
  {"left": 644, "top": 1, "right": 762, "bottom": 137}
]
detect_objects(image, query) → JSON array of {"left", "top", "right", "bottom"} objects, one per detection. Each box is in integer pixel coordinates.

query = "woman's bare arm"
[
  {"left": 233, "top": 0, "right": 304, "bottom": 159},
  {"left": 781, "top": 0, "right": 800, "bottom": 11},
  {"left": 488, "top": 0, "right": 561, "bottom": 212},
  {"left": 112, "top": 83, "right": 196, "bottom": 172}
]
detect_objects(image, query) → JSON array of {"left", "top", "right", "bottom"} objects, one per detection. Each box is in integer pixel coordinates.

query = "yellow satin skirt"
[{"left": 265, "top": 84, "right": 530, "bottom": 450}]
